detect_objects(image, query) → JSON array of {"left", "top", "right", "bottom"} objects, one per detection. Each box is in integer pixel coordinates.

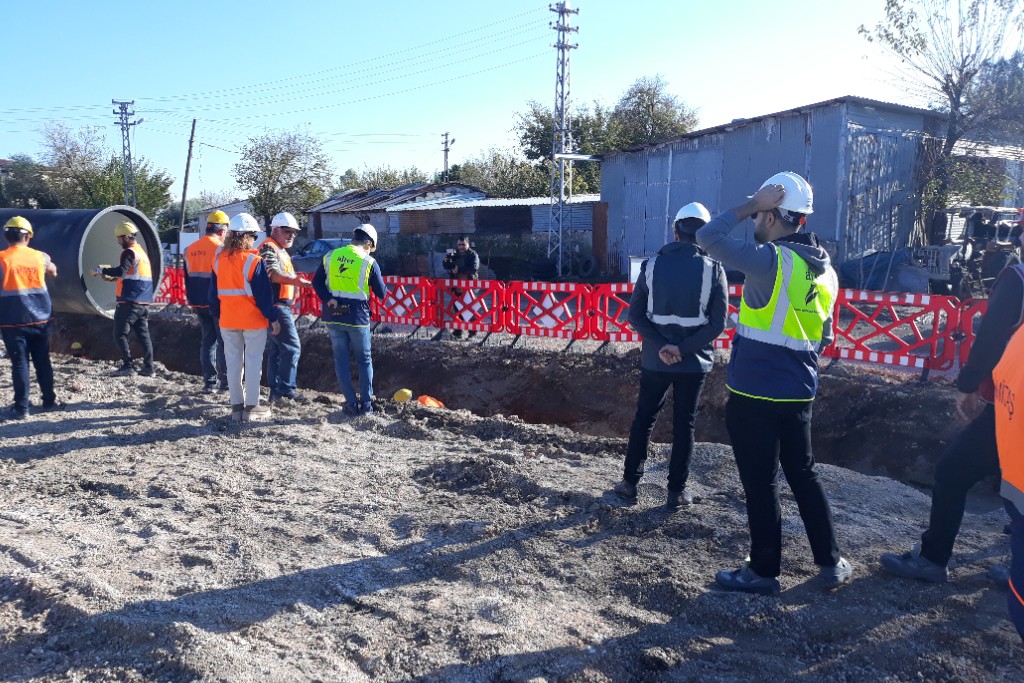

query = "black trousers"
[
  {"left": 920, "top": 404, "right": 1000, "bottom": 566},
  {"left": 113, "top": 303, "right": 153, "bottom": 370},
  {"left": 726, "top": 392, "right": 840, "bottom": 578},
  {"left": 623, "top": 370, "right": 706, "bottom": 493},
  {"left": 2, "top": 323, "right": 55, "bottom": 413}
]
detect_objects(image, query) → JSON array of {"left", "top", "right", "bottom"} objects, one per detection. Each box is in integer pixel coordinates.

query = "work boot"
[
  {"left": 38, "top": 400, "right": 66, "bottom": 413},
  {"left": 342, "top": 403, "right": 361, "bottom": 417},
  {"left": 715, "top": 561, "right": 781, "bottom": 595},
  {"left": 138, "top": 366, "right": 155, "bottom": 377},
  {"left": 612, "top": 479, "right": 637, "bottom": 501},
  {"left": 820, "top": 557, "right": 854, "bottom": 588},
  {"left": 879, "top": 543, "right": 948, "bottom": 582},
  {"left": 111, "top": 365, "right": 135, "bottom": 377},
  {"left": 202, "top": 382, "right": 217, "bottom": 394},
  {"left": 230, "top": 404, "right": 244, "bottom": 421},
  {"left": 666, "top": 489, "right": 693, "bottom": 512},
  {"left": 243, "top": 404, "right": 272, "bottom": 422},
  {"left": 4, "top": 406, "right": 29, "bottom": 421}
]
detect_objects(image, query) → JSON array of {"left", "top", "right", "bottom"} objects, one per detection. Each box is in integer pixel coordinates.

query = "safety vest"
[
  {"left": 184, "top": 234, "right": 223, "bottom": 307},
  {"left": 995, "top": 326, "right": 1024, "bottom": 515},
  {"left": 644, "top": 248, "right": 717, "bottom": 328},
  {"left": 262, "top": 239, "right": 297, "bottom": 303},
  {"left": 214, "top": 249, "right": 267, "bottom": 330},
  {"left": 115, "top": 243, "right": 154, "bottom": 304},
  {"left": 325, "top": 245, "right": 374, "bottom": 301},
  {"left": 0, "top": 244, "right": 52, "bottom": 327},
  {"left": 736, "top": 245, "right": 837, "bottom": 351}
]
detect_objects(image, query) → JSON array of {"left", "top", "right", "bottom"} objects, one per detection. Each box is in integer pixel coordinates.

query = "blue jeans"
[
  {"left": 2, "top": 323, "right": 56, "bottom": 413},
  {"left": 196, "top": 307, "right": 226, "bottom": 387},
  {"left": 326, "top": 324, "right": 373, "bottom": 410},
  {"left": 1007, "top": 502, "right": 1024, "bottom": 642},
  {"left": 266, "top": 305, "right": 301, "bottom": 398}
]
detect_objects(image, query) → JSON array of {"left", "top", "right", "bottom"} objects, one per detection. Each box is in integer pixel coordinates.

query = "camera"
[{"left": 443, "top": 249, "right": 457, "bottom": 271}]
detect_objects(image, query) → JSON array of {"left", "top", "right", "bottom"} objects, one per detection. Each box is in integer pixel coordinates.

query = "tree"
[
  {"left": 0, "top": 154, "right": 60, "bottom": 209},
  {"left": 37, "top": 123, "right": 172, "bottom": 215},
  {"left": 333, "top": 164, "right": 431, "bottom": 193},
  {"left": 974, "top": 51, "right": 1024, "bottom": 140},
  {"left": 860, "top": 0, "right": 1024, "bottom": 240},
  {"left": 608, "top": 75, "right": 699, "bottom": 149},
  {"left": 449, "top": 149, "right": 547, "bottom": 198},
  {"left": 233, "top": 130, "right": 334, "bottom": 227}
]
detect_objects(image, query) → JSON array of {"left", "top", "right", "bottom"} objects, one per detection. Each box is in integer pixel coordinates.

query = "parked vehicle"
[{"left": 291, "top": 238, "right": 349, "bottom": 274}]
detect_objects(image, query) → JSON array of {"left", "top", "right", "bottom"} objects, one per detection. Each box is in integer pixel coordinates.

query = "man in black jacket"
[
  {"left": 446, "top": 235, "right": 480, "bottom": 339},
  {"left": 612, "top": 202, "right": 727, "bottom": 510}
]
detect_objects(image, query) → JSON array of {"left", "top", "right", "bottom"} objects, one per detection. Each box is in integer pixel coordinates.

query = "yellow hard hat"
[
  {"left": 393, "top": 388, "right": 413, "bottom": 402},
  {"left": 207, "top": 210, "right": 230, "bottom": 226},
  {"left": 114, "top": 221, "right": 139, "bottom": 237},
  {"left": 3, "top": 216, "right": 33, "bottom": 237}
]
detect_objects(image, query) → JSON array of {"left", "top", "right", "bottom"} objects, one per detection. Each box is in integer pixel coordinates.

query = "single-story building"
[{"left": 600, "top": 95, "right": 1024, "bottom": 276}]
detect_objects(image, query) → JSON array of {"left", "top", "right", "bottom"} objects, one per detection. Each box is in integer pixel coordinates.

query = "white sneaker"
[{"left": 243, "top": 404, "right": 272, "bottom": 422}]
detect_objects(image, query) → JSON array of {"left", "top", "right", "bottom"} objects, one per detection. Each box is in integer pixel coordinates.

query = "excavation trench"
[{"left": 49, "top": 309, "right": 966, "bottom": 487}]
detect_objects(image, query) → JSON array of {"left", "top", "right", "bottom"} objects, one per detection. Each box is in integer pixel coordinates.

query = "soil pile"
[{"left": 0, "top": 332, "right": 1019, "bottom": 681}]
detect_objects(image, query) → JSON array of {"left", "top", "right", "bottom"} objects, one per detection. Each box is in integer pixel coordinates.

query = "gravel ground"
[{"left": 0, "top": 351, "right": 1020, "bottom": 682}]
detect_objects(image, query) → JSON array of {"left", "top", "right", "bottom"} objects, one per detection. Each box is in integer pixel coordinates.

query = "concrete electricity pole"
[
  {"left": 112, "top": 100, "right": 143, "bottom": 207},
  {"left": 179, "top": 119, "right": 197, "bottom": 233},
  {"left": 442, "top": 132, "right": 456, "bottom": 182},
  {"left": 548, "top": 1, "right": 578, "bottom": 277}
]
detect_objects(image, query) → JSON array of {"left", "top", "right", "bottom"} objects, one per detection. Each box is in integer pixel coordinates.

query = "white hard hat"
[
  {"left": 353, "top": 223, "right": 378, "bottom": 247},
  {"left": 228, "top": 213, "right": 261, "bottom": 233},
  {"left": 270, "top": 212, "right": 300, "bottom": 230},
  {"left": 673, "top": 202, "right": 711, "bottom": 231},
  {"left": 757, "top": 171, "right": 814, "bottom": 221}
]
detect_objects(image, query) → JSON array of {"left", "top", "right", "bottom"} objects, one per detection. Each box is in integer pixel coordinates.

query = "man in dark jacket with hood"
[
  {"left": 613, "top": 201, "right": 727, "bottom": 511},
  {"left": 696, "top": 172, "right": 852, "bottom": 595}
]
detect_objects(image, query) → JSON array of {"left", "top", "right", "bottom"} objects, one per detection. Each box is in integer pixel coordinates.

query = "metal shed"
[{"left": 600, "top": 95, "right": 1022, "bottom": 275}]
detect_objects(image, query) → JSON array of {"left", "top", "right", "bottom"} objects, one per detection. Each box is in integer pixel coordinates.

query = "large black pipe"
[{"left": 0, "top": 206, "right": 163, "bottom": 319}]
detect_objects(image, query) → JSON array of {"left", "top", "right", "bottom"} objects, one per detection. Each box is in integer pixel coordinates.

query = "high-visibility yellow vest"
[
  {"left": 325, "top": 245, "right": 374, "bottom": 301},
  {"left": 736, "top": 245, "right": 837, "bottom": 351}
]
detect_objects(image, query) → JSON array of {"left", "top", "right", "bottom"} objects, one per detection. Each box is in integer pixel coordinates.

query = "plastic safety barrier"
[
  {"left": 434, "top": 279, "right": 505, "bottom": 334},
  {"left": 712, "top": 285, "right": 743, "bottom": 350},
  {"left": 957, "top": 298, "right": 988, "bottom": 369},
  {"left": 292, "top": 286, "right": 321, "bottom": 317},
  {"left": 155, "top": 267, "right": 186, "bottom": 305},
  {"left": 589, "top": 283, "right": 640, "bottom": 342},
  {"left": 505, "top": 281, "right": 592, "bottom": 340},
  {"left": 825, "top": 290, "right": 960, "bottom": 371},
  {"left": 373, "top": 276, "right": 436, "bottom": 328}
]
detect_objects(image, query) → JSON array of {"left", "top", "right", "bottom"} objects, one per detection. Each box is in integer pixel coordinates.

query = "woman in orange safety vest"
[
  {"left": 209, "top": 213, "right": 280, "bottom": 422},
  {"left": 994, "top": 324, "right": 1024, "bottom": 642}
]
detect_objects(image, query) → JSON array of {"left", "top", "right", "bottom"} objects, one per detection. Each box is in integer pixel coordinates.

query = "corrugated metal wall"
[{"left": 530, "top": 203, "right": 594, "bottom": 232}]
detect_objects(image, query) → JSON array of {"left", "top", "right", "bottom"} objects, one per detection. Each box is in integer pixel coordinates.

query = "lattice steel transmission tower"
[
  {"left": 112, "top": 100, "right": 143, "bottom": 207},
  {"left": 547, "top": 1, "right": 578, "bottom": 276}
]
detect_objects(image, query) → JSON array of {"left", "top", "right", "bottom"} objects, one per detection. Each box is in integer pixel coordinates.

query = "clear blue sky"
[{"left": 2, "top": 0, "right": 912, "bottom": 204}]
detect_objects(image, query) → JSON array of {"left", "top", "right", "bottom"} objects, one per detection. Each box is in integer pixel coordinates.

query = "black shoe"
[
  {"left": 4, "top": 406, "right": 29, "bottom": 420},
  {"left": 279, "top": 393, "right": 309, "bottom": 403},
  {"left": 38, "top": 401, "right": 66, "bottom": 413},
  {"left": 111, "top": 365, "right": 135, "bottom": 377},
  {"left": 202, "top": 382, "right": 217, "bottom": 394},
  {"left": 139, "top": 367, "right": 155, "bottom": 377},
  {"left": 666, "top": 489, "right": 693, "bottom": 511},
  {"left": 612, "top": 479, "right": 637, "bottom": 500},
  {"left": 342, "top": 404, "right": 361, "bottom": 417}
]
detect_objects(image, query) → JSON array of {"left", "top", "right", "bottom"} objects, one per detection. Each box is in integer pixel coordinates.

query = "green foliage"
[
  {"left": 448, "top": 149, "right": 547, "bottom": 198},
  {"left": 0, "top": 154, "right": 60, "bottom": 209},
  {"left": 233, "top": 130, "right": 334, "bottom": 227},
  {"left": 334, "top": 164, "right": 431, "bottom": 193},
  {"left": 608, "top": 75, "right": 699, "bottom": 149}
]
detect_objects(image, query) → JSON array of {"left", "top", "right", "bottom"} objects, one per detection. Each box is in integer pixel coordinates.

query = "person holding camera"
[{"left": 445, "top": 235, "right": 480, "bottom": 339}]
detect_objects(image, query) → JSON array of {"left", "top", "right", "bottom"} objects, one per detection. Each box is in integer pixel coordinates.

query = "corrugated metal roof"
[
  {"left": 604, "top": 95, "right": 946, "bottom": 159},
  {"left": 388, "top": 193, "right": 601, "bottom": 212},
  {"left": 306, "top": 183, "right": 484, "bottom": 214}
]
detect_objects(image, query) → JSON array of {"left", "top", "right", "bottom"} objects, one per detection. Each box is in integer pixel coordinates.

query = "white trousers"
[{"left": 221, "top": 327, "right": 267, "bottom": 407}]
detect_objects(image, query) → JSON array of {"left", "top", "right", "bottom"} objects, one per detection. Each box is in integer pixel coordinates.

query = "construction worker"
[
  {"left": 612, "top": 202, "right": 727, "bottom": 511},
  {"left": 210, "top": 213, "right": 280, "bottom": 422},
  {"left": 0, "top": 217, "right": 59, "bottom": 419},
  {"left": 696, "top": 172, "right": 852, "bottom": 594},
  {"left": 184, "top": 210, "right": 229, "bottom": 392},
  {"left": 993, "top": 325, "right": 1024, "bottom": 641},
  {"left": 880, "top": 261, "right": 1024, "bottom": 582},
  {"left": 259, "top": 212, "right": 312, "bottom": 401},
  {"left": 312, "top": 223, "right": 385, "bottom": 416},
  {"left": 92, "top": 220, "right": 154, "bottom": 376}
]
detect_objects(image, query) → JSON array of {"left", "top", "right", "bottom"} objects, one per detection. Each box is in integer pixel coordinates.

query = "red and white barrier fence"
[{"left": 155, "top": 266, "right": 985, "bottom": 373}]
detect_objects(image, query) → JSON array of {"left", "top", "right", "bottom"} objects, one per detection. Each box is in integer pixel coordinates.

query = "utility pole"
[
  {"left": 178, "top": 119, "right": 197, "bottom": 233},
  {"left": 112, "top": 100, "right": 143, "bottom": 207},
  {"left": 442, "top": 132, "right": 456, "bottom": 182},
  {"left": 548, "top": 1, "right": 578, "bottom": 277}
]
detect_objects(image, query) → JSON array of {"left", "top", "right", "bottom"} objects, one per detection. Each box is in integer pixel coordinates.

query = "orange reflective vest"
[
  {"left": 115, "top": 243, "right": 154, "bottom": 304},
  {"left": 214, "top": 249, "right": 267, "bottom": 330},
  {"left": 184, "top": 234, "right": 223, "bottom": 307},
  {"left": 995, "top": 326, "right": 1024, "bottom": 515},
  {"left": 0, "top": 244, "right": 52, "bottom": 327},
  {"left": 261, "top": 239, "right": 296, "bottom": 303}
]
